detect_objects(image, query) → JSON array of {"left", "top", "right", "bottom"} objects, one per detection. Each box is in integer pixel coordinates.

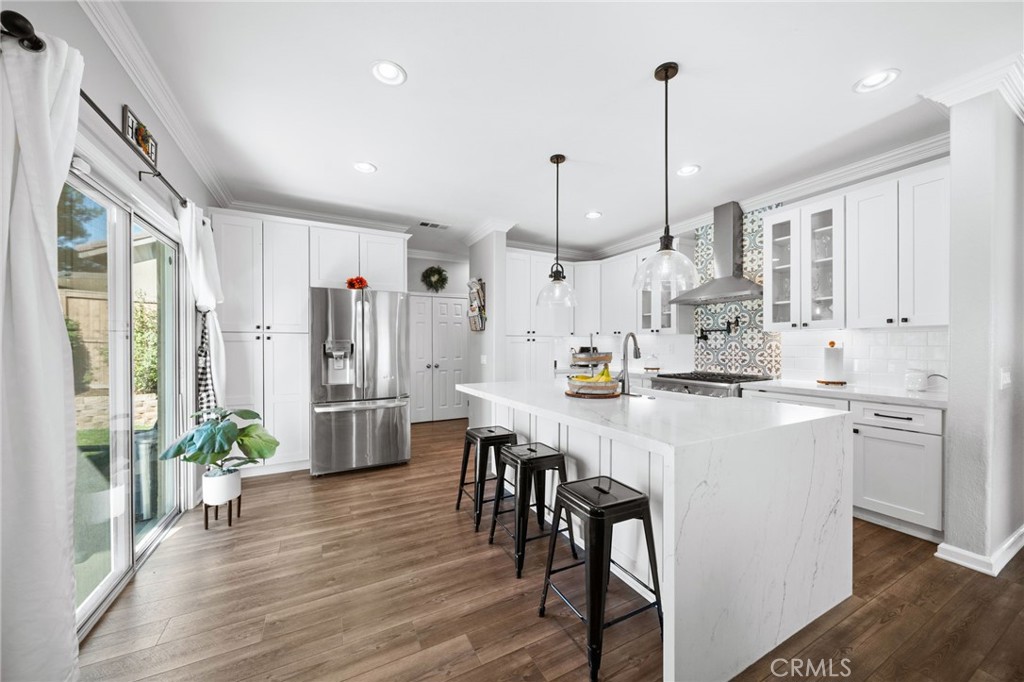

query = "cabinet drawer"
[
  {"left": 850, "top": 400, "right": 942, "bottom": 435},
  {"left": 853, "top": 425, "right": 942, "bottom": 530},
  {"left": 743, "top": 390, "right": 849, "bottom": 411}
]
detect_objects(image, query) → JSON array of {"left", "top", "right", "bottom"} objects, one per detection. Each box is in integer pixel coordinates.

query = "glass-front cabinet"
[
  {"left": 763, "top": 197, "right": 845, "bottom": 332},
  {"left": 639, "top": 280, "right": 677, "bottom": 334}
]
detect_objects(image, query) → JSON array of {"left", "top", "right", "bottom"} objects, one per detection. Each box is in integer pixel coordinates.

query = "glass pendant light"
[
  {"left": 633, "top": 62, "right": 699, "bottom": 294},
  {"left": 537, "top": 154, "right": 578, "bottom": 308}
]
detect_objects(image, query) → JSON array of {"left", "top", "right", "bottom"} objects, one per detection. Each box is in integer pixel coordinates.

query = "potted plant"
[{"left": 160, "top": 407, "right": 279, "bottom": 506}]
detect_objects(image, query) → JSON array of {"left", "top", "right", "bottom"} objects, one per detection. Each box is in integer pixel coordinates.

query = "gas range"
[{"left": 651, "top": 372, "right": 771, "bottom": 398}]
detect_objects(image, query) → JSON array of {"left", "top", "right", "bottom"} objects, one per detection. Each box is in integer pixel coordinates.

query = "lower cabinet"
[
  {"left": 506, "top": 337, "right": 556, "bottom": 383},
  {"left": 222, "top": 331, "right": 310, "bottom": 473},
  {"left": 853, "top": 424, "right": 942, "bottom": 531}
]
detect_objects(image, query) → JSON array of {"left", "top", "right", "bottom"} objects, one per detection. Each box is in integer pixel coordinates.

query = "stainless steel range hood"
[{"left": 670, "top": 201, "right": 763, "bottom": 306}]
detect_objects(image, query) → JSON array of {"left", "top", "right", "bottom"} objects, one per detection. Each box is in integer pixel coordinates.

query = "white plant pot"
[{"left": 202, "top": 469, "right": 241, "bottom": 506}]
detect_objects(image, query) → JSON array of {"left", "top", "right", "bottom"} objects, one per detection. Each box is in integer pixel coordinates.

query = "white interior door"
[
  {"left": 432, "top": 297, "right": 469, "bottom": 421},
  {"left": 409, "top": 296, "right": 433, "bottom": 423}
]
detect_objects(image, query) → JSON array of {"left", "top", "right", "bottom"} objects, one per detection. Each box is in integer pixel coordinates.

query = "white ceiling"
[{"left": 121, "top": 1, "right": 1022, "bottom": 256}]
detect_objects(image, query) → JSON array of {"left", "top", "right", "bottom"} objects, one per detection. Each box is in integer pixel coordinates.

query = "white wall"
[
  {"left": 944, "top": 91, "right": 1024, "bottom": 566},
  {"left": 9, "top": 1, "right": 215, "bottom": 209},
  {"left": 467, "top": 232, "right": 507, "bottom": 425},
  {"left": 407, "top": 258, "right": 470, "bottom": 296}
]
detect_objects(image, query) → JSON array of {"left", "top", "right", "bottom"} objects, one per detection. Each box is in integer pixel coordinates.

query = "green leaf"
[
  {"left": 184, "top": 420, "right": 239, "bottom": 464},
  {"left": 230, "top": 408, "right": 261, "bottom": 421},
  {"left": 236, "top": 423, "right": 279, "bottom": 460},
  {"left": 159, "top": 431, "right": 193, "bottom": 460}
]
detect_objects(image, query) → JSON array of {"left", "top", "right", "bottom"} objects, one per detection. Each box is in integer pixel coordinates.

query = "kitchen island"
[{"left": 456, "top": 381, "right": 852, "bottom": 681}]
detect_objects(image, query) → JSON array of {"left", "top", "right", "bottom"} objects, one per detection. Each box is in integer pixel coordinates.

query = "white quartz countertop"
[
  {"left": 457, "top": 380, "right": 846, "bottom": 457},
  {"left": 738, "top": 378, "right": 948, "bottom": 409}
]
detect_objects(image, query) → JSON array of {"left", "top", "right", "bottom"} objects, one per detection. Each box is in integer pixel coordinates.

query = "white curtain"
[
  {"left": 176, "top": 203, "right": 225, "bottom": 404},
  {"left": 1, "top": 31, "right": 84, "bottom": 682}
]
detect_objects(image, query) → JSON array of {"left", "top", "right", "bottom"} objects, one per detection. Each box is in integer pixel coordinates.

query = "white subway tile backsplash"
[
  {"left": 903, "top": 332, "right": 928, "bottom": 346},
  {"left": 928, "top": 331, "right": 950, "bottom": 346},
  {"left": 887, "top": 346, "right": 907, "bottom": 360}
]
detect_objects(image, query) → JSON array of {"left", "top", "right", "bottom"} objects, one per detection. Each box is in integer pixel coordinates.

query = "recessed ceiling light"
[
  {"left": 853, "top": 68, "right": 900, "bottom": 93},
  {"left": 585, "top": 211, "right": 602, "bottom": 219},
  {"left": 676, "top": 165, "right": 701, "bottom": 177},
  {"left": 371, "top": 60, "right": 407, "bottom": 86},
  {"left": 353, "top": 162, "right": 378, "bottom": 174}
]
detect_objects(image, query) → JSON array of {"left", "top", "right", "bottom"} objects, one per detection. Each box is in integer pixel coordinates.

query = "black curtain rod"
[{"left": 1, "top": 10, "right": 189, "bottom": 208}]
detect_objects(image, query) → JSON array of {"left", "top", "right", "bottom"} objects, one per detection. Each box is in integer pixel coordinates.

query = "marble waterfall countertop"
[
  {"left": 457, "top": 380, "right": 845, "bottom": 456},
  {"left": 739, "top": 378, "right": 949, "bottom": 409}
]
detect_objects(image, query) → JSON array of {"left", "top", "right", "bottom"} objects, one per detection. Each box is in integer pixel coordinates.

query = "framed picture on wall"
[{"left": 122, "top": 105, "right": 158, "bottom": 166}]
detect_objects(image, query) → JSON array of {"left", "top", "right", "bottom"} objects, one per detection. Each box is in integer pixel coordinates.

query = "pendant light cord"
[
  {"left": 664, "top": 75, "right": 669, "bottom": 238},
  {"left": 555, "top": 158, "right": 560, "bottom": 266}
]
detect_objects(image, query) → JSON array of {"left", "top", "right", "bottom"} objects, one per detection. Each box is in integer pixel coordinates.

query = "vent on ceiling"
[{"left": 415, "top": 220, "right": 449, "bottom": 230}]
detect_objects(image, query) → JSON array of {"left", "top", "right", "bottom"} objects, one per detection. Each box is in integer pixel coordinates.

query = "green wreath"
[{"left": 420, "top": 265, "right": 448, "bottom": 293}]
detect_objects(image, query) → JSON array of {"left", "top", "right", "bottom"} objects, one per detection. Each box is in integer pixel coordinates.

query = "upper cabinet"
[
  {"left": 309, "top": 227, "right": 407, "bottom": 292},
  {"left": 763, "top": 196, "right": 845, "bottom": 332},
  {"left": 213, "top": 214, "right": 309, "bottom": 333},
  {"left": 572, "top": 262, "right": 602, "bottom": 337},
  {"left": 636, "top": 249, "right": 686, "bottom": 335},
  {"left": 506, "top": 249, "right": 572, "bottom": 336},
  {"left": 600, "top": 253, "right": 639, "bottom": 336},
  {"left": 847, "top": 163, "right": 949, "bottom": 328}
]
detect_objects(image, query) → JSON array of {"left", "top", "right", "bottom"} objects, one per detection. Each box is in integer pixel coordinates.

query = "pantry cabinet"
[
  {"left": 763, "top": 196, "right": 845, "bottom": 332},
  {"left": 846, "top": 163, "right": 949, "bottom": 329},
  {"left": 213, "top": 214, "right": 309, "bottom": 333},
  {"left": 309, "top": 226, "right": 407, "bottom": 291}
]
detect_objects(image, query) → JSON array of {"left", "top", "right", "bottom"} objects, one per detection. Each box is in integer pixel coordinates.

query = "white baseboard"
[
  {"left": 854, "top": 508, "right": 943, "bottom": 543},
  {"left": 240, "top": 460, "right": 309, "bottom": 478},
  {"left": 936, "top": 522, "right": 1024, "bottom": 576}
]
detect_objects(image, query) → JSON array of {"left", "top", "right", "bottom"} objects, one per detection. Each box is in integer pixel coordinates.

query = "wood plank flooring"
[{"left": 81, "top": 419, "right": 1024, "bottom": 681}]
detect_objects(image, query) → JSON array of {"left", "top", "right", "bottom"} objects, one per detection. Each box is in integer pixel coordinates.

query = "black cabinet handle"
[
  {"left": 886, "top": 318, "right": 894, "bottom": 324},
  {"left": 801, "top": 322, "right": 808, "bottom": 327},
  {"left": 791, "top": 323, "right": 797, "bottom": 328},
  {"left": 266, "top": 336, "right": 272, "bottom": 340},
  {"left": 266, "top": 325, "right": 271, "bottom": 330},
  {"left": 256, "top": 325, "right": 261, "bottom": 329},
  {"left": 873, "top": 412, "right": 913, "bottom": 421},
  {"left": 901, "top": 317, "right": 909, "bottom": 323},
  {"left": 853, "top": 428, "right": 859, "bottom": 434},
  {"left": 256, "top": 335, "right": 261, "bottom": 340}
]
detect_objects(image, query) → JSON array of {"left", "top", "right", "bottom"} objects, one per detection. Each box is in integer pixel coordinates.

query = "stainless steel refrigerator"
[{"left": 310, "top": 287, "right": 410, "bottom": 475}]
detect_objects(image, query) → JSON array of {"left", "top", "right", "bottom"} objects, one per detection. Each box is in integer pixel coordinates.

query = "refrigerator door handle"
[{"left": 313, "top": 399, "right": 409, "bottom": 414}]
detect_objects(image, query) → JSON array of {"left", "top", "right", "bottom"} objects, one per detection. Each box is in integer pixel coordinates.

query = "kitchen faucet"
[{"left": 619, "top": 332, "right": 641, "bottom": 395}]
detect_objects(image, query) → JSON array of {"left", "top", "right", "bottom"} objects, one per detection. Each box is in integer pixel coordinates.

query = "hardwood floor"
[{"left": 81, "top": 419, "right": 1024, "bottom": 681}]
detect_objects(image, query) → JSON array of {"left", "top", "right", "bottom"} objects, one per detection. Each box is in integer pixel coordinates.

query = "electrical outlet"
[
  {"left": 1000, "top": 367, "right": 1011, "bottom": 389},
  {"left": 480, "top": 355, "right": 487, "bottom": 366}
]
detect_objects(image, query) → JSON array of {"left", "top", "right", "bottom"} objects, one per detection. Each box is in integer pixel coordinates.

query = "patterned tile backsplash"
[{"left": 692, "top": 205, "right": 783, "bottom": 377}]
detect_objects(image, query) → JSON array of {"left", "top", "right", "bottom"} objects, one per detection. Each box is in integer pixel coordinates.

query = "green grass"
[{"left": 77, "top": 428, "right": 110, "bottom": 447}]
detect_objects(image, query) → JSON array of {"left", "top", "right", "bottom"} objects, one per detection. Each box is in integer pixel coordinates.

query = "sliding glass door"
[{"left": 59, "top": 174, "right": 181, "bottom": 627}]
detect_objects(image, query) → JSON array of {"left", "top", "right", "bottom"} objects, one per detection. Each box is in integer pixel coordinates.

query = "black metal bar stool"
[
  {"left": 539, "top": 476, "right": 663, "bottom": 681},
  {"left": 488, "top": 442, "right": 578, "bottom": 578},
  {"left": 456, "top": 425, "right": 518, "bottom": 531}
]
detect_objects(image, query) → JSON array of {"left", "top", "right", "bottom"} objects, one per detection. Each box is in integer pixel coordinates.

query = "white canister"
[{"left": 905, "top": 369, "right": 928, "bottom": 391}]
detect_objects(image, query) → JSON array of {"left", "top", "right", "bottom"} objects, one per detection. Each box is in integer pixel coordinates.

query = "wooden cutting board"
[{"left": 565, "top": 390, "right": 622, "bottom": 399}]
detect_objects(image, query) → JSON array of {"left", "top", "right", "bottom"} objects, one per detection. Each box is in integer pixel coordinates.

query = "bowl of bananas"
[{"left": 566, "top": 364, "right": 620, "bottom": 397}]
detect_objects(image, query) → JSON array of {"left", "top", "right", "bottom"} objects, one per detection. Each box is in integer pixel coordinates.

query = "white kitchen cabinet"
[
  {"left": 897, "top": 165, "right": 950, "bottom": 327},
  {"left": 571, "top": 261, "right": 602, "bottom": 337},
  {"left": 506, "top": 250, "right": 572, "bottom": 336},
  {"left": 845, "top": 163, "right": 949, "bottom": 329},
  {"left": 600, "top": 253, "right": 639, "bottom": 336},
  {"left": 360, "top": 233, "right": 408, "bottom": 292},
  {"left": 263, "top": 221, "right": 310, "bottom": 333},
  {"left": 263, "top": 333, "right": 310, "bottom": 466},
  {"left": 853, "top": 424, "right": 943, "bottom": 531},
  {"left": 764, "top": 197, "right": 845, "bottom": 331},
  {"left": 506, "top": 337, "right": 556, "bottom": 382},
  {"left": 638, "top": 275, "right": 678, "bottom": 335},
  {"left": 214, "top": 215, "right": 263, "bottom": 332},
  {"left": 212, "top": 214, "right": 309, "bottom": 333},
  {"left": 846, "top": 180, "right": 899, "bottom": 328},
  {"left": 309, "top": 227, "right": 360, "bottom": 288},
  {"left": 221, "top": 332, "right": 264, "bottom": 414}
]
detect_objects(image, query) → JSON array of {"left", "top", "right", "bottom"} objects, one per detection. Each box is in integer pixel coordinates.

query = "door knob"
[
  {"left": 426, "top": 364, "right": 431, "bottom": 368},
  {"left": 434, "top": 364, "right": 439, "bottom": 368}
]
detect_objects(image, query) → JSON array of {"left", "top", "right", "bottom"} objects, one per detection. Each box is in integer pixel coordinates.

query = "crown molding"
[
  {"left": 227, "top": 200, "right": 410, "bottom": 233},
  {"left": 463, "top": 219, "right": 516, "bottom": 247},
  {"left": 408, "top": 249, "right": 469, "bottom": 263},
  {"left": 78, "top": 0, "right": 233, "bottom": 206},
  {"left": 505, "top": 240, "right": 593, "bottom": 262},
  {"left": 922, "top": 53, "right": 1024, "bottom": 124},
  {"left": 590, "top": 132, "right": 950, "bottom": 261}
]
